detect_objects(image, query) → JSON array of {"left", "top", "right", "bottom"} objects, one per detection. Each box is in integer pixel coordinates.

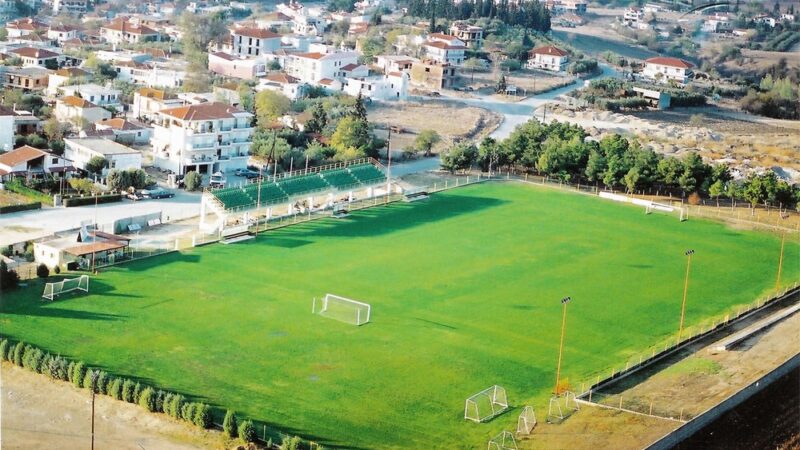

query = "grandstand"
[{"left": 199, "top": 158, "right": 389, "bottom": 232}]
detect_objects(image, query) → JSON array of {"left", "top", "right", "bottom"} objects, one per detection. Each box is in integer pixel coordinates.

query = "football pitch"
[{"left": 2, "top": 182, "right": 797, "bottom": 449}]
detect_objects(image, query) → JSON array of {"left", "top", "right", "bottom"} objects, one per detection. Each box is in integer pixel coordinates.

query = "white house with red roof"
[
  {"left": 150, "top": 102, "right": 254, "bottom": 175},
  {"left": 424, "top": 34, "right": 466, "bottom": 65},
  {"left": 342, "top": 72, "right": 409, "bottom": 100},
  {"left": 47, "top": 23, "right": 80, "bottom": 43},
  {"left": 9, "top": 47, "right": 60, "bottom": 68},
  {"left": 643, "top": 56, "right": 694, "bottom": 85},
  {"left": 284, "top": 51, "right": 359, "bottom": 84},
  {"left": 0, "top": 145, "right": 72, "bottom": 180},
  {"left": 101, "top": 18, "right": 160, "bottom": 45},
  {"left": 227, "top": 26, "right": 282, "bottom": 57},
  {"left": 257, "top": 73, "right": 305, "bottom": 100},
  {"left": 5, "top": 18, "right": 47, "bottom": 38},
  {"left": 527, "top": 46, "right": 569, "bottom": 72},
  {"left": 208, "top": 51, "right": 267, "bottom": 80}
]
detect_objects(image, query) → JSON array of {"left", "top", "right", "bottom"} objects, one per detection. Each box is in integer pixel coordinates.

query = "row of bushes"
[
  {"left": 670, "top": 91, "right": 707, "bottom": 107},
  {"left": 0, "top": 202, "right": 41, "bottom": 214},
  {"left": 596, "top": 97, "right": 650, "bottom": 111},
  {"left": 63, "top": 193, "right": 123, "bottom": 208},
  {"left": 0, "top": 337, "right": 215, "bottom": 430}
]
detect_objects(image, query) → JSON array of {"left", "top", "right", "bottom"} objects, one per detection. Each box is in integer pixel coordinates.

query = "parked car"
[
  {"left": 430, "top": 91, "right": 441, "bottom": 97},
  {"left": 143, "top": 188, "right": 175, "bottom": 199},
  {"left": 235, "top": 168, "right": 261, "bottom": 179},
  {"left": 127, "top": 190, "right": 145, "bottom": 201},
  {"left": 210, "top": 171, "right": 227, "bottom": 188}
]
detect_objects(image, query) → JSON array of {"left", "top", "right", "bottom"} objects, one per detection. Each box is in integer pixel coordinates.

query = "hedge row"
[
  {"left": 0, "top": 202, "right": 41, "bottom": 214},
  {"left": 63, "top": 194, "right": 123, "bottom": 208},
  {"left": 0, "top": 337, "right": 212, "bottom": 429}
]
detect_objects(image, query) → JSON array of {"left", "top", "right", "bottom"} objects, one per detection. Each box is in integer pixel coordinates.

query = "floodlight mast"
[
  {"left": 677, "top": 250, "right": 695, "bottom": 344},
  {"left": 554, "top": 296, "right": 571, "bottom": 395},
  {"left": 776, "top": 215, "right": 788, "bottom": 291}
]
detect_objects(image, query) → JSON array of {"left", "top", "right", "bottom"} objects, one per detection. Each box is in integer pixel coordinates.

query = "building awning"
[{"left": 64, "top": 241, "right": 128, "bottom": 256}]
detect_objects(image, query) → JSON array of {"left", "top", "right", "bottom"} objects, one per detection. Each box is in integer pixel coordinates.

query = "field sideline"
[{"left": 1, "top": 182, "right": 797, "bottom": 449}]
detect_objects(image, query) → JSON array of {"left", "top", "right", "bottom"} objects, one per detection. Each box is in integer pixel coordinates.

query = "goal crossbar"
[
  {"left": 42, "top": 275, "right": 89, "bottom": 301},
  {"left": 465, "top": 385, "right": 509, "bottom": 422},
  {"left": 312, "top": 293, "right": 371, "bottom": 326}
]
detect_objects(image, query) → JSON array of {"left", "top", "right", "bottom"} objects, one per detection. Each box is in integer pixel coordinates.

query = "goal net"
[
  {"left": 313, "top": 293, "right": 371, "bottom": 326},
  {"left": 42, "top": 275, "right": 89, "bottom": 301},
  {"left": 465, "top": 385, "right": 509, "bottom": 422},
  {"left": 516, "top": 406, "right": 536, "bottom": 435},
  {"left": 487, "top": 431, "right": 517, "bottom": 450}
]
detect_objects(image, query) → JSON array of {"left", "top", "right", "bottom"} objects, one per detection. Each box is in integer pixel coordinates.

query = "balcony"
[{"left": 187, "top": 142, "right": 216, "bottom": 150}]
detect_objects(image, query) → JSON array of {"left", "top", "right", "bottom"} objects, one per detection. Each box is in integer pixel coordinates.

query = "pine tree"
[
  {"left": 352, "top": 92, "right": 368, "bottom": 122},
  {"left": 496, "top": 74, "right": 507, "bottom": 94}
]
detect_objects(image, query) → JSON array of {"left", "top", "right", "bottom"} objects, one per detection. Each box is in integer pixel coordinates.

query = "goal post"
[
  {"left": 313, "top": 293, "right": 371, "bottom": 326},
  {"left": 42, "top": 275, "right": 89, "bottom": 301},
  {"left": 516, "top": 406, "right": 536, "bottom": 435},
  {"left": 465, "top": 385, "right": 509, "bottom": 423}
]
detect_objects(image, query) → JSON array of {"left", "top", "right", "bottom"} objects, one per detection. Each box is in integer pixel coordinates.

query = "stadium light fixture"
[
  {"left": 554, "top": 296, "right": 571, "bottom": 395},
  {"left": 677, "top": 250, "right": 695, "bottom": 344}
]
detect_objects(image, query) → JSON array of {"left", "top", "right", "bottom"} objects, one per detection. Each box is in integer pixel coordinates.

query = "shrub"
[
  {"left": 23, "top": 347, "right": 44, "bottom": 373},
  {"left": 66, "top": 361, "right": 76, "bottom": 382},
  {"left": 83, "top": 370, "right": 98, "bottom": 392},
  {"left": 48, "top": 356, "right": 68, "bottom": 381},
  {"left": 139, "top": 387, "right": 157, "bottom": 412},
  {"left": 133, "top": 382, "right": 143, "bottom": 403},
  {"left": 36, "top": 263, "right": 49, "bottom": 278},
  {"left": 181, "top": 402, "right": 196, "bottom": 422},
  {"left": 109, "top": 378, "right": 123, "bottom": 400},
  {"left": 96, "top": 371, "right": 109, "bottom": 394},
  {"left": 193, "top": 403, "right": 212, "bottom": 428},
  {"left": 238, "top": 419, "right": 256, "bottom": 443},
  {"left": 154, "top": 390, "right": 166, "bottom": 413},
  {"left": 40, "top": 353, "right": 53, "bottom": 376},
  {"left": 122, "top": 379, "right": 135, "bottom": 403},
  {"left": 0, "top": 339, "right": 9, "bottom": 362},
  {"left": 53, "top": 265, "right": 61, "bottom": 274},
  {"left": 168, "top": 394, "right": 185, "bottom": 419},
  {"left": 281, "top": 435, "right": 302, "bottom": 450},
  {"left": 223, "top": 410, "right": 238, "bottom": 438},
  {"left": 184, "top": 171, "right": 202, "bottom": 191},
  {"left": 12, "top": 341, "right": 26, "bottom": 366},
  {"left": 72, "top": 362, "right": 86, "bottom": 388},
  {"left": 0, "top": 260, "right": 20, "bottom": 291}
]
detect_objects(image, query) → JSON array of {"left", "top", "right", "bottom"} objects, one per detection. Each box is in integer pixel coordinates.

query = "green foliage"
[
  {"left": 568, "top": 59, "right": 598, "bottom": 75},
  {"left": 72, "top": 362, "right": 87, "bottom": 388},
  {"left": 36, "top": 263, "right": 49, "bottom": 278},
  {"left": 255, "top": 90, "right": 291, "bottom": 127},
  {"left": 238, "top": 419, "right": 255, "bottom": 442},
  {"left": 184, "top": 171, "right": 202, "bottom": 191},
  {"left": 139, "top": 387, "right": 157, "bottom": 412},
  {"left": 69, "top": 178, "right": 96, "bottom": 194},
  {"left": 193, "top": 403, "right": 212, "bottom": 428},
  {"left": 122, "top": 378, "right": 135, "bottom": 403},
  {"left": 330, "top": 115, "right": 371, "bottom": 158},
  {"left": 0, "top": 260, "right": 20, "bottom": 291},
  {"left": 281, "top": 435, "right": 303, "bottom": 450},
  {"left": 106, "top": 169, "right": 150, "bottom": 191},
  {"left": 441, "top": 142, "right": 478, "bottom": 173},
  {"left": 223, "top": 409, "right": 238, "bottom": 438},
  {"left": 305, "top": 102, "right": 328, "bottom": 134},
  {"left": 85, "top": 156, "right": 108, "bottom": 176},
  {"left": 414, "top": 130, "right": 441, "bottom": 156},
  {"left": 109, "top": 378, "right": 123, "bottom": 400},
  {"left": 0, "top": 339, "right": 9, "bottom": 362},
  {"left": 83, "top": 369, "right": 99, "bottom": 392}
]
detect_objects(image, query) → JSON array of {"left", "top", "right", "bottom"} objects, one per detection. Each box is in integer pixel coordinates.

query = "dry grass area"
[
  {"left": 0, "top": 363, "right": 229, "bottom": 450},
  {"left": 0, "top": 190, "right": 34, "bottom": 207},
  {"left": 461, "top": 70, "right": 575, "bottom": 95}
]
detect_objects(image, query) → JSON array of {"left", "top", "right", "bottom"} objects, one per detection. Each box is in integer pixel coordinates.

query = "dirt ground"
[
  {"left": 0, "top": 363, "right": 225, "bottom": 450},
  {"left": 461, "top": 70, "right": 575, "bottom": 96},
  {"left": 0, "top": 191, "right": 35, "bottom": 208}
]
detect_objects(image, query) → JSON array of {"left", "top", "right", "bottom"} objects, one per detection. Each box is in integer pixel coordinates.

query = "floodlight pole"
[
  {"left": 554, "top": 296, "right": 571, "bottom": 396},
  {"left": 776, "top": 230, "right": 786, "bottom": 291},
  {"left": 90, "top": 370, "right": 98, "bottom": 450},
  {"left": 385, "top": 127, "right": 392, "bottom": 205},
  {"left": 677, "top": 250, "right": 695, "bottom": 345},
  {"left": 255, "top": 166, "right": 263, "bottom": 236}
]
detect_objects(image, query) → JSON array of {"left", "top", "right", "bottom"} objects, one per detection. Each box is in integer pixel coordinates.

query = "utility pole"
[
  {"left": 91, "top": 371, "right": 98, "bottom": 450},
  {"left": 677, "top": 249, "right": 695, "bottom": 344},
  {"left": 385, "top": 127, "right": 392, "bottom": 205},
  {"left": 255, "top": 166, "right": 263, "bottom": 236},
  {"left": 776, "top": 230, "right": 786, "bottom": 291},
  {"left": 554, "top": 296, "right": 571, "bottom": 395}
]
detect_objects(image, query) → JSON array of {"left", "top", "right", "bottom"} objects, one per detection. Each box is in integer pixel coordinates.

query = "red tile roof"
[
  {"left": 425, "top": 41, "right": 466, "bottom": 50},
  {"left": 232, "top": 27, "right": 281, "bottom": 39},
  {"left": 62, "top": 95, "right": 98, "bottom": 108},
  {"left": 0, "top": 146, "right": 47, "bottom": 167},
  {"left": 295, "top": 52, "right": 324, "bottom": 60},
  {"left": 530, "top": 45, "right": 568, "bottom": 57},
  {"left": 265, "top": 73, "right": 299, "bottom": 84},
  {"left": 95, "top": 118, "right": 145, "bottom": 130},
  {"left": 10, "top": 47, "right": 59, "bottom": 59},
  {"left": 159, "top": 102, "right": 248, "bottom": 121},
  {"left": 102, "top": 18, "right": 158, "bottom": 35},
  {"left": 645, "top": 56, "right": 694, "bottom": 69}
]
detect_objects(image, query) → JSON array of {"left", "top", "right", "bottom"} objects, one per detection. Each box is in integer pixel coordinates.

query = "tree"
[
  {"left": 255, "top": 90, "right": 291, "bottom": 127},
  {"left": 184, "top": 171, "right": 202, "bottom": 191},
  {"left": 69, "top": 178, "right": 95, "bottom": 194},
  {"left": 85, "top": 156, "right": 107, "bottom": 176},
  {"left": 238, "top": 83, "right": 255, "bottom": 113},
  {"left": 496, "top": 74, "right": 507, "bottom": 94},
  {"left": 0, "top": 260, "right": 20, "bottom": 291},
  {"left": 43, "top": 118, "right": 69, "bottom": 143},
  {"left": 352, "top": 92, "right": 368, "bottom": 122},
  {"left": 414, "top": 129, "right": 441, "bottom": 156},
  {"left": 36, "top": 263, "right": 49, "bottom": 278},
  {"left": 223, "top": 410, "right": 238, "bottom": 438},
  {"left": 239, "top": 419, "right": 256, "bottom": 442},
  {"left": 623, "top": 167, "right": 641, "bottom": 193},
  {"left": 709, "top": 179, "right": 724, "bottom": 206},
  {"left": 441, "top": 142, "right": 478, "bottom": 173},
  {"left": 330, "top": 115, "right": 371, "bottom": 155},
  {"left": 193, "top": 403, "right": 212, "bottom": 428},
  {"left": 72, "top": 362, "right": 86, "bottom": 388},
  {"left": 251, "top": 129, "right": 292, "bottom": 166},
  {"left": 139, "top": 387, "right": 157, "bottom": 412},
  {"left": 305, "top": 103, "right": 328, "bottom": 134}
]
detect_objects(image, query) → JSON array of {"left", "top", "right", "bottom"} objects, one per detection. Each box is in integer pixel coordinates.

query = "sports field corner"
[{"left": 1, "top": 181, "right": 798, "bottom": 449}]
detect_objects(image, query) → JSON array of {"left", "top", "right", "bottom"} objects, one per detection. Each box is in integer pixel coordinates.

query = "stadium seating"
[
  {"left": 213, "top": 188, "right": 255, "bottom": 210},
  {"left": 348, "top": 164, "right": 386, "bottom": 184},
  {"left": 278, "top": 174, "right": 330, "bottom": 196},
  {"left": 322, "top": 169, "right": 360, "bottom": 189}
]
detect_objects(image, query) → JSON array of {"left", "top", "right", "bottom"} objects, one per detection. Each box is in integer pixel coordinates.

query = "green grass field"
[{"left": 2, "top": 182, "right": 797, "bottom": 449}]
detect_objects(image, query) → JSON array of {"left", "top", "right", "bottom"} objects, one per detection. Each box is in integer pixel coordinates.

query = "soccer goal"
[
  {"left": 465, "top": 385, "right": 509, "bottom": 422},
  {"left": 487, "top": 431, "right": 517, "bottom": 450},
  {"left": 516, "top": 406, "right": 536, "bottom": 435},
  {"left": 312, "top": 293, "right": 371, "bottom": 326},
  {"left": 42, "top": 275, "right": 89, "bottom": 301}
]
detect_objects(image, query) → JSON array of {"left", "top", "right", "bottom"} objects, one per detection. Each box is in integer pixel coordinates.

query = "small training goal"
[
  {"left": 42, "top": 275, "right": 89, "bottom": 301},
  {"left": 312, "top": 293, "right": 371, "bottom": 326},
  {"left": 465, "top": 385, "right": 509, "bottom": 422},
  {"left": 487, "top": 431, "right": 517, "bottom": 450},
  {"left": 516, "top": 406, "right": 536, "bottom": 435}
]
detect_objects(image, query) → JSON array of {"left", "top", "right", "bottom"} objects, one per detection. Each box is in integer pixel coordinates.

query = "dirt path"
[{"left": 0, "top": 363, "right": 223, "bottom": 450}]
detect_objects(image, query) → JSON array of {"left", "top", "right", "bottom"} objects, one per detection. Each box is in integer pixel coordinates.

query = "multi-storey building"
[
  {"left": 150, "top": 102, "right": 254, "bottom": 175},
  {"left": 284, "top": 51, "right": 359, "bottom": 84},
  {"left": 227, "top": 27, "right": 282, "bottom": 57}
]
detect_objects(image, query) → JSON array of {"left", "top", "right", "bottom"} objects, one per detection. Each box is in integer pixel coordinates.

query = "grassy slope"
[{"left": 1, "top": 182, "right": 797, "bottom": 449}]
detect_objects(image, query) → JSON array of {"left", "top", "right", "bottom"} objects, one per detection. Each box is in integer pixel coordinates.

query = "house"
[
  {"left": 623, "top": 8, "right": 644, "bottom": 26},
  {"left": 555, "top": 13, "right": 586, "bottom": 27},
  {"left": 13, "top": 109, "right": 42, "bottom": 136},
  {"left": 34, "top": 228, "right": 131, "bottom": 270},
  {"left": 643, "top": 57, "right": 694, "bottom": 85},
  {"left": 5, "top": 67, "right": 52, "bottom": 91},
  {"left": 53, "top": 0, "right": 89, "bottom": 15},
  {"left": 150, "top": 102, "right": 254, "bottom": 175},
  {"left": 424, "top": 34, "right": 466, "bottom": 65},
  {"left": 58, "top": 84, "right": 121, "bottom": 108},
  {"left": 9, "top": 47, "right": 60, "bottom": 68},
  {"left": 409, "top": 60, "right": 457, "bottom": 90},
  {"left": 284, "top": 51, "right": 359, "bottom": 84},
  {"left": 227, "top": 27, "right": 282, "bottom": 57},
  {"left": 55, "top": 96, "right": 112, "bottom": 128},
  {"left": 208, "top": 52, "right": 267, "bottom": 79},
  {"left": 527, "top": 46, "right": 569, "bottom": 72},
  {"left": 47, "top": 23, "right": 80, "bottom": 43},
  {"left": 94, "top": 118, "right": 153, "bottom": 145},
  {"left": 292, "top": 14, "right": 323, "bottom": 36},
  {"left": 343, "top": 72, "right": 409, "bottom": 100},
  {"left": 62, "top": 36, "right": 104, "bottom": 51},
  {"left": 101, "top": 18, "right": 160, "bottom": 45},
  {"left": 374, "top": 55, "right": 418, "bottom": 74},
  {"left": 5, "top": 18, "right": 47, "bottom": 38},
  {"left": 702, "top": 14, "right": 733, "bottom": 33},
  {"left": 132, "top": 87, "right": 185, "bottom": 121},
  {"left": 340, "top": 63, "right": 369, "bottom": 78},
  {"left": 449, "top": 22, "right": 483, "bottom": 48},
  {"left": 65, "top": 137, "right": 142, "bottom": 175},
  {"left": 47, "top": 67, "right": 91, "bottom": 95},
  {"left": 257, "top": 73, "right": 305, "bottom": 100},
  {"left": 112, "top": 59, "right": 187, "bottom": 89},
  {"left": 0, "top": 145, "right": 72, "bottom": 180},
  {"left": 11, "top": 33, "right": 55, "bottom": 46},
  {"left": 753, "top": 14, "right": 777, "bottom": 27},
  {"left": 0, "top": 105, "right": 16, "bottom": 152},
  {"left": 563, "top": 0, "right": 587, "bottom": 14}
]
